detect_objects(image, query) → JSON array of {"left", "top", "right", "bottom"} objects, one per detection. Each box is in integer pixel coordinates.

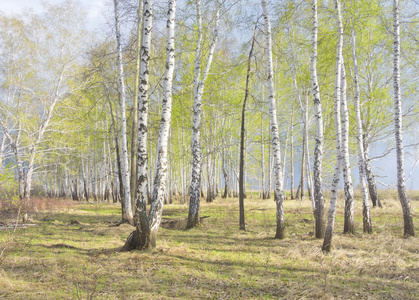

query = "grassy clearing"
[{"left": 0, "top": 191, "right": 418, "bottom": 299}]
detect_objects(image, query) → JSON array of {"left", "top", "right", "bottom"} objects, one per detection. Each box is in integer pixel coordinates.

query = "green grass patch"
[{"left": 0, "top": 191, "right": 418, "bottom": 299}]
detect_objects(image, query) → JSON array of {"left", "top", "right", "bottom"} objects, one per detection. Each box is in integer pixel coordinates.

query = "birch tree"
[
  {"left": 261, "top": 0, "right": 285, "bottom": 239},
  {"left": 113, "top": 0, "right": 133, "bottom": 223},
  {"left": 130, "top": 0, "right": 144, "bottom": 209},
  {"left": 323, "top": 0, "right": 344, "bottom": 252},
  {"left": 135, "top": 0, "right": 153, "bottom": 234},
  {"left": 351, "top": 27, "right": 372, "bottom": 234},
  {"left": 187, "top": 0, "right": 220, "bottom": 229},
  {"left": 239, "top": 24, "right": 257, "bottom": 231},
  {"left": 392, "top": 0, "right": 414, "bottom": 237},
  {"left": 340, "top": 56, "right": 355, "bottom": 234},
  {"left": 0, "top": 2, "right": 90, "bottom": 200},
  {"left": 310, "top": 0, "right": 325, "bottom": 239},
  {"left": 124, "top": 0, "right": 176, "bottom": 249}
]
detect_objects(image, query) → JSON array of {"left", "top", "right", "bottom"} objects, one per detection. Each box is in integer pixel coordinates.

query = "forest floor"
[{"left": 0, "top": 191, "right": 418, "bottom": 299}]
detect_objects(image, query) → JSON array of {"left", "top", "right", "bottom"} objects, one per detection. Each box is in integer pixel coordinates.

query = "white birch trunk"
[
  {"left": 393, "top": 0, "right": 414, "bottom": 237},
  {"left": 303, "top": 95, "right": 315, "bottom": 211},
  {"left": 261, "top": 115, "right": 265, "bottom": 198},
  {"left": 351, "top": 27, "right": 372, "bottom": 234},
  {"left": 113, "top": 0, "right": 133, "bottom": 222},
  {"left": 134, "top": 0, "right": 153, "bottom": 246},
  {"left": 187, "top": 0, "right": 220, "bottom": 229},
  {"left": 261, "top": 0, "right": 285, "bottom": 239},
  {"left": 310, "top": 0, "right": 325, "bottom": 238},
  {"left": 323, "top": 0, "right": 344, "bottom": 251},
  {"left": 130, "top": 0, "right": 144, "bottom": 208},
  {"left": 145, "top": 0, "right": 176, "bottom": 247},
  {"left": 340, "top": 56, "right": 355, "bottom": 234}
]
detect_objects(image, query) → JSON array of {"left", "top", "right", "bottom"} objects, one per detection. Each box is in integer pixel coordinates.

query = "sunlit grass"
[{"left": 0, "top": 190, "right": 417, "bottom": 299}]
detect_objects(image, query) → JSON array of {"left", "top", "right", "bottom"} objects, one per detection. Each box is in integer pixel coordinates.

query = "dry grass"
[{"left": 0, "top": 191, "right": 418, "bottom": 299}]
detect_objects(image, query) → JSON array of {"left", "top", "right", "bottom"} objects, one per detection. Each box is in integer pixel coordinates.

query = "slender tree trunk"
[
  {"left": 261, "top": 115, "right": 266, "bottom": 199},
  {"left": 351, "top": 27, "right": 372, "bottom": 233},
  {"left": 290, "top": 112, "right": 294, "bottom": 200},
  {"left": 222, "top": 152, "right": 229, "bottom": 198},
  {"left": 323, "top": 0, "right": 344, "bottom": 252},
  {"left": 239, "top": 24, "right": 256, "bottom": 230},
  {"left": 130, "top": 0, "right": 144, "bottom": 209},
  {"left": 393, "top": 0, "right": 414, "bottom": 237},
  {"left": 261, "top": 0, "right": 285, "bottom": 239},
  {"left": 303, "top": 94, "right": 315, "bottom": 211},
  {"left": 299, "top": 135, "right": 305, "bottom": 201},
  {"left": 363, "top": 136, "right": 382, "bottom": 208},
  {"left": 187, "top": 0, "right": 220, "bottom": 229},
  {"left": 310, "top": 0, "right": 325, "bottom": 238},
  {"left": 341, "top": 57, "right": 355, "bottom": 234},
  {"left": 114, "top": 0, "right": 133, "bottom": 223},
  {"left": 134, "top": 0, "right": 153, "bottom": 247},
  {"left": 146, "top": 0, "right": 176, "bottom": 247}
]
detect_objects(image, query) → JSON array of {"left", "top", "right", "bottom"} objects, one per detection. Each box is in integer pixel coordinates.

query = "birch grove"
[{"left": 0, "top": 0, "right": 417, "bottom": 253}]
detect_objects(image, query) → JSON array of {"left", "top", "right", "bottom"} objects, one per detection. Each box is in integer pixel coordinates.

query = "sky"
[{"left": 0, "top": 0, "right": 107, "bottom": 30}]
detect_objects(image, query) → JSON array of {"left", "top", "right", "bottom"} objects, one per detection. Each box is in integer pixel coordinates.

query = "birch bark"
[
  {"left": 134, "top": 0, "right": 153, "bottom": 247},
  {"left": 124, "top": 0, "right": 176, "bottom": 250},
  {"left": 187, "top": 0, "right": 220, "bottom": 229},
  {"left": 351, "top": 27, "right": 372, "bottom": 233},
  {"left": 340, "top": 57, "right": 355, "bottom": 234},
  {"left": 310, "top": 0, "right": 325, "bottom": 238},
  {"left": 147, "top": 0, "right": 176, "bottom": 247},
  {"left": 393, "top": 0, "right": 414, "bottom": 237},
  {"left": 323, "top": 0, "right": 344, "bottom": 251},
  {"left": 130, "top": 0, "right": 144, "bottom": 208},
  {"left": 261, "top": 0, "right": 285, "bottom": 239},
  {"left": 113, "top": 0, "right": 133, "bottom": 223},
  {"left": 239, "top": 24, "right": 256, "bottom": 230}
]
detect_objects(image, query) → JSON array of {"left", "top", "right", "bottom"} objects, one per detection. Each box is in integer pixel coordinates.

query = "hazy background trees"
[{"left": 0, "top": 0, "right": 417, "bottom": 245}]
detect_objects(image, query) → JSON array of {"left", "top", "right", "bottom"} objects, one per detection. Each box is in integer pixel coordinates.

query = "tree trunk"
[
  {"left": 125, "top": 0, "right": 176, "bottom": 250},
  {"left": 239, "top": 24, "right": 256, "bottom": 230},
  {"left": 393, "top": 0, "right": 414, "bottom": 237},
  {"left": 323, "top": 0, "right": 344, "bottom": 252},
  {"left": 130, "top": 0, "right": 144, "bottom": 209},
  {"left": 113, "top": 0, "right": 133, "bottom": 223},
  {"left": 351, "top": 27, "right": 372, "bottom": 234},
  {"left": 290, "top": 112, "right": 294, "bottom": 200},
  {"left": 310, "top": 0, "right": 325, "bottom": 238},
  {"left": 222, "top": 152, "right": 229, "bottom": 198},
  {"left": 261, "top": 0, "right": 285, "bottom": 239},
  {"left": 299, "top": 135, "right": 305, "bottom": 201},
  {"left": 303, "top": 94, "right": 315, "bottom": 211},
  {"left": 261, "top": 114, "right": 266, "bottom": 199},
  {"left": 341, "top": 57, "right": 355, "bottom": 234},
  {"left": 363, "top": 136, "right": 382, "bottom": 208},
  {"left": 187, "top": 0, "right": 220, "bottom": 229}
]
